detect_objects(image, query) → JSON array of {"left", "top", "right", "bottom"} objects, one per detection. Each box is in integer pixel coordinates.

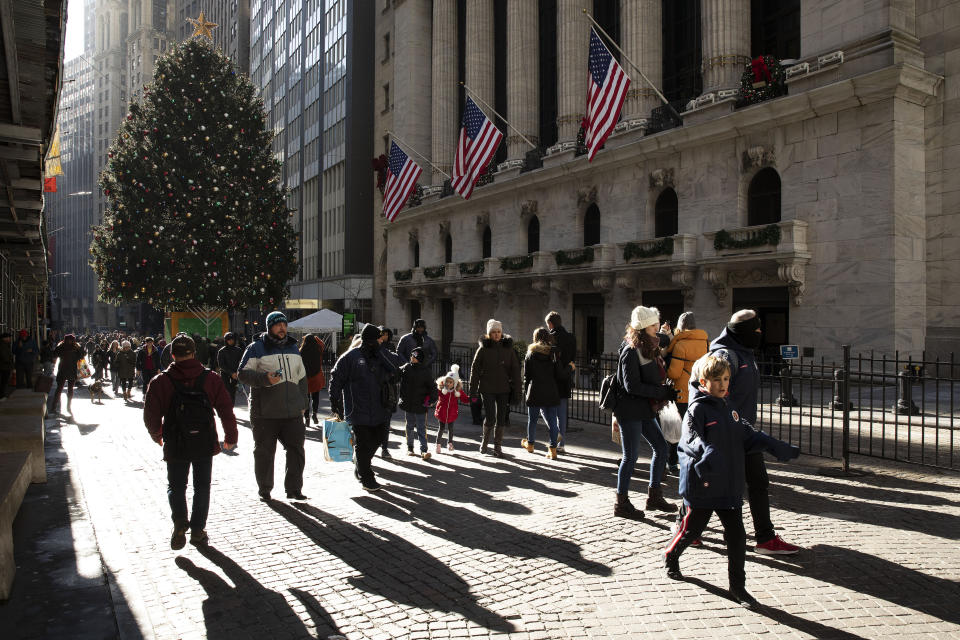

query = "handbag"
[
  {"left": 322, "top": 418, "right": 354, "bottom": 462},
  {"left": 76, "top": 358, "right": 92, "bottom": 379},
  {"left": 611, "top": 415, "right": 621, "bottom": 445},
  {"left": 658, "top": 401, "right": 682, "bottom": 444}
]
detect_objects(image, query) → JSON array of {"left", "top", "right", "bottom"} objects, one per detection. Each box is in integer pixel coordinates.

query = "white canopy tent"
[{"left": 286, "top": 308, "right": 343, "bottom": 333}]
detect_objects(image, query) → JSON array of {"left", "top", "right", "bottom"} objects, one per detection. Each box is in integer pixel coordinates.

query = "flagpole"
[
  {"left": 386, "top": 130, "right": 451, "bottom": 179},
  {"left": 459, "top": 83, "right": 537, "bottom": 150},
  {"left": 581, "top": 9, "right": 682, "bottom": 124}
]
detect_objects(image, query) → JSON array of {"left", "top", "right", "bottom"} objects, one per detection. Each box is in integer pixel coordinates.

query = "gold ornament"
[{"left": 187, "top": 12, "right": 218, "bottom": 40}]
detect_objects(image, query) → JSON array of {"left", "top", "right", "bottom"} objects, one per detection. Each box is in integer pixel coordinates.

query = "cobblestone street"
[{"left": 3, "top": 386, "right": 960, "bottom": 640}]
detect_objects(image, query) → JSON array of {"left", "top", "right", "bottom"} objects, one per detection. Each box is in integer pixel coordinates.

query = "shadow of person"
[
  {"left": 771, "top": 471, "right": 960, "bottom": 508},
  {"left": 748, "top": 544, "right": 960, "bottom": 626},
  {"left": 267, "top": 500, "right": 515, "bottom": 634},
  {"left": 374, "top": 486, "right": 612, "bottom": 577},
  {"left": 176, "top": 545, "right": 341, "bottom": 639},
  {"left": 680, "top": 576, "right": 870, "bottom": 640}
]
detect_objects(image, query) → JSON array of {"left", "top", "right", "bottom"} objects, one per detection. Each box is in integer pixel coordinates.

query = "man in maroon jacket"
[{"left": 144, "top": 335, "right": 238, "bottom": 550}]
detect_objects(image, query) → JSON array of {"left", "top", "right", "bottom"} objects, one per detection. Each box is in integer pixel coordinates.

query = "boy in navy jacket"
[{"left": 663, "top": 354, "right": 799, "bottom": 609}]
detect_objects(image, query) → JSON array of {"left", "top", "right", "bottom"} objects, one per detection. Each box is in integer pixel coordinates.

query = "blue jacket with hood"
[
  {"left": 328, "top": 343, "right": 404, "bottom": 426},
  {"left": 708, "top": 328, "right": 760, "bottom": 426},
  {"left": 678, "top": 383, "right": 799, "bottom": 509}
]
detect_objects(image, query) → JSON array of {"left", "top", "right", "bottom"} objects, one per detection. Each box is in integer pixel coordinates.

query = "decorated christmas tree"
[{"left": 90, "top": 36, "right": 298, "bottom": 315}]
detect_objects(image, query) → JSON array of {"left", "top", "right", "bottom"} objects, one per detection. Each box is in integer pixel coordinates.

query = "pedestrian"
[
  {"left": 49, "top": 334, "right": 86, "bottom": 415},
  {"left": 664, "top": 312, "right": 709, "bottom": 475},
  {"left": 298, "top": 333, "right": 326, "bottom": 425},
  {"left": 143, "top": 335, "right": 238, "bottom": 550},
  {"left": 545, "top": 311, "right": 577, "bottom": 452},
  {"left": 116, "top": 340, "right": 138, "bottom": 400},
  {"left": 433, "top": 364, "right": 467, "bottom": 454},
  {"left": 135, "top": 337, "right": 161, "bottom": 396},
  {"left": 160, "top": 336, "right": 177, "bottom": 370},
  {"left": 469, "top": 319, "right": 521, "bottom": 457},
  {"left": 92, "top": 341, "right": 108, "bottom": 380},
  {"left": 217, "top": 332, "right": 243, "bottom": 407},
  {"left": 328, "top": 323, "right": 404, "bottom": 491},
  {"left": 107, "top": 340, "right": 121, "bottom": 394},
  {"left": 396, "top": 319, "right": 438, "bottom": 368},
  {"left": 376, "top": 326, "right": 400, "bottom": 458},
  {"left": 664, "top": 353, "right": 799, "bottom": 608},
  {"left": 398, "top": 346, "right": 437, "bottom": 459},
  {"left": 13, "top": 329, "right": 38, "bottom": 389},
  {"left": 612, "top": 306, "right": 680, "bottom": 520},
  {"left": 238, "top": 312, "right": 311, "bottom": 502},
  {"left": 520, "top": 328, "right": 565, "bottom": 460},
  {"left": 708, "top": 309, "right": 801, "bottom": 555},
  {"left": 0, "top": 333, "right": 13, "bottom": 400},
  {"left": 194, "top": 334, "right": 210, "bottom": 370}
]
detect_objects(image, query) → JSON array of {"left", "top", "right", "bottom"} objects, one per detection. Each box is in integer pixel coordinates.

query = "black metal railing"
[{"left": 443, "top": 345, "right": 959, "bottom": 471}]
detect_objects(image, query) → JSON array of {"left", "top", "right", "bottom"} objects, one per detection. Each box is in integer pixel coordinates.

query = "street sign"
[
  {"left": 342, "top": 311, "right": 355, "bottom": 336},
  {"left": 780, "top": 344, "right": 800, "bottom": 360}
]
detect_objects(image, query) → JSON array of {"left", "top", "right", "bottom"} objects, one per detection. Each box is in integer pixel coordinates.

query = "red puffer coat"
[{"left": 434, "top": 387, "right": 469, "bottom": 423}]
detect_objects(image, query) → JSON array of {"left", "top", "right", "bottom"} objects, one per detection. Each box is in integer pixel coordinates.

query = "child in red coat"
[{"left": 435, "top": 364, "right": 469, "bottom": 453}]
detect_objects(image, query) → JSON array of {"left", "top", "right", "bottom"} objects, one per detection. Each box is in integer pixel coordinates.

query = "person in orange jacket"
[{"left": 664, "top": 312, "right": 709, "bottom": 475}]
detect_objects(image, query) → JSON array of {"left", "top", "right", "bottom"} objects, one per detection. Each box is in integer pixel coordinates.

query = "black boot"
[
  {"left": 645, "top": 485, "right": 677, "bottom": 513},
  {"left": 479, "top": 426, "right": 492, "bottom": 454},
  {"left": 729, "top": 585, "right": 759, "bottom": 609},
  {"left": 493, "top": 426, "right": 505, "bottom": 457},
  {"left": 664, "top": 553, "right": 683, "bottom": 580},
  {"left": 614, "top": 493, "right": 644, "bottom": 521}
]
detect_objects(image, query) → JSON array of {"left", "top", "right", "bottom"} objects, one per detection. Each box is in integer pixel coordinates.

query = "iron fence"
[{"left": 441, "top": 345, "right": 959, "bottom": 471}]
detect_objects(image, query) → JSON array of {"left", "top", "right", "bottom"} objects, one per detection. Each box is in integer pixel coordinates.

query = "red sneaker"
[
  {"left": 754, "top": 535, "right": 800, "bottom": 555},
  {"left": 690, "top": 538, "right": 702, "bottom": 547}
]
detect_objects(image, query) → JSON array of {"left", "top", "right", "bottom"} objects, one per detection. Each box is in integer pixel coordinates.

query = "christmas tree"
[{"left": 90, "top": 37, "right": 298, "bottom": 313}]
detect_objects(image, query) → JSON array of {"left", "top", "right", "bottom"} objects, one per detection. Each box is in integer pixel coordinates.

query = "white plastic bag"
[{"left": 658, "top": 401, "right": 682, "bottom": 444}]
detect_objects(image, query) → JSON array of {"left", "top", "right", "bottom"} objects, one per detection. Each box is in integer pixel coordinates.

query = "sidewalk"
[{"left": 2, "top": 385, "right": 959, "bottom": 639}]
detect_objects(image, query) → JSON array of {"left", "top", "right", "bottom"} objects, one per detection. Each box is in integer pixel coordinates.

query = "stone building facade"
[{"left": 374, "top": 1, "right": 957, "bottom": 360}]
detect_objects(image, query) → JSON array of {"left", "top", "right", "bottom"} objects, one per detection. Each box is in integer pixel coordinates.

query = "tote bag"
[{"left": 323, "top": 418, "right": 354, "bottom": 462}]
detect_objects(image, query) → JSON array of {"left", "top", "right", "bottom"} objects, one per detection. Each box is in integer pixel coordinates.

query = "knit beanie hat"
[
  {"left": 727, "top": 311, "right": 761, "bottom": 348},
  {"left": 266, "top": 311, "right": 288, "bottom": 329},
  {"left": 410, "top": 346, "right": 425, "bottom": 362},
  {"left": 486, "top": 319, "right": 503, "bottom": 335},
  {"left": 360, "top": 323, "right": 382, "bottom": 343},
  {"left": 413, "top": 318, "right": 427, "bottom": 330},
  {"left": 445, "top": 364, "right": 461, "bottom": 385},
  {"left": 630, "top": 306, "right": 660, "bottom": 331}
]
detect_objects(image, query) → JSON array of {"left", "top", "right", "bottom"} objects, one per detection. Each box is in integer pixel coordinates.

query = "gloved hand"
[
  {"left": 776, "top": 445, "right": 801, "bottom": 462},
  {"left": 657, "top": 385, "right": 679, "bottom": 401}
]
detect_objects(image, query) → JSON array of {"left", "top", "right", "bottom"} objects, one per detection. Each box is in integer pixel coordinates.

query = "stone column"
[
  {"left": 556, "top": 0, "right": 588, "bottom": 144},
  {"left": 506, "top": 0, "right": 538, "bottom": 161},
  {"left": 394, "top": 0, "right": 432, "bottom": 165},
  {"left": 466, "top": 0, "right": 495, "bottom": 110},
  {"left": 431, "top": 0, "right": 457, "bottom": 183},
  {"left": 701, "top": 0, "right": 751, "bottom": 95},
  {"left": 621, "top": 0, "right": 661, "bottom": 120}
]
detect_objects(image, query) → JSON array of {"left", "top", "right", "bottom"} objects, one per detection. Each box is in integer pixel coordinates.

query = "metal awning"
[{"left": 0, "top": 0, "right": 66, "bottom": 291}]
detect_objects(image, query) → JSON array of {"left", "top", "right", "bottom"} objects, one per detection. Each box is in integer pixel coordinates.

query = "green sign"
[{"left": 342, "top": 312, "right": 356, "bottom": 336}]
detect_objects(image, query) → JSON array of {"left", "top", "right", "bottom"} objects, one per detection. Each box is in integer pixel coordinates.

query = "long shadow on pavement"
[
  {"left": 176, "top": 544, "right": 341, "bottom": 639},
  {"left": 772, "top": 471, "right": 960, "bottom": 508},
  {"left": 267, "top": 500, "right": 515, "bottom": 634},
  {"left": 748, "top": 544, "right": 960, "bottom": 627}
]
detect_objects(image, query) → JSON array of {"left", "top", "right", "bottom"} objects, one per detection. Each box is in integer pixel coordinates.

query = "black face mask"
[{"left": 727, "top": 316, "right": 762, "bottom": 349}]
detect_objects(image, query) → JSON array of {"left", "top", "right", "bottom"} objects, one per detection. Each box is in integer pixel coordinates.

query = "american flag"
[
  {"left": 382, "top": 141, "right": 422, "bottom": 222},
  {"left": 585, "top": 28, "right": 630, "bottom": 162},
  {"left": 451, "top": 97, "right": 504, "bottom": 200}
]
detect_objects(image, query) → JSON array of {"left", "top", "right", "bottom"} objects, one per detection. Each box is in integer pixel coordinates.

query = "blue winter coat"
[
  {"left": 612, "top": 342, "right": 671, "bottom": 422},
  {"left": 396, "top": 331, "right": 438, "bottom": 368},
  {"left": 14, "top": 338, "right": 38, "bottom": 365},
  {"left": 708, "top": 328, "right": 760, "bottom": 426},
  {"left": 328, "top": 344, "right": 404, "bottom": 426},
  {"left": 678, "top": 386, "right": 798, "bottom": 509}
]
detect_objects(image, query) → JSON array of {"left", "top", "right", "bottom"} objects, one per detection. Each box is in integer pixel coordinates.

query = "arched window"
[
  {"left": 482, "top": 225, "right": 492, "bottom": 259},
  {"left": 444, "top": 234, "right": 453, "bottom": 263},
  {"left": 748, "top": 167, "right": 781, "bottom": 226},
  {"left": 654, "top": 188, "right": 678, "bottom": 238},
  {"left": 583, "top": 204, "right": 601, "bottom": 246},
  {"left": 412, "top": 241, "right": 420, "bottom": 268},
  {"left": 527, "top": 216, "right": 540, "bottom": 253}
]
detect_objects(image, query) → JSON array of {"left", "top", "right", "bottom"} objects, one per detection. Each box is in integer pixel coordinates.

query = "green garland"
[
  {"left": 737, "top": 55, "right": 787, "bottom": 107},
  {"left": 423, "top": 264, "right": 446, "bottom": 279},
  {"left": 714, "top": 224, "right": 781, "bottom": 251},
  {"left": 624, "top": 237, "right": 674, "bottom": 261},
  {"left": 555, "top": 247, "right": 595, "bottom": 267},
  {"left": 394, "top": 269, "right": 413, "bottom": 282},
  {"left": 459, "top": 260, "right": 485, "bottom": 276},
  {"left": 500, "top": 254, "right": 534, "bottom": 272}
]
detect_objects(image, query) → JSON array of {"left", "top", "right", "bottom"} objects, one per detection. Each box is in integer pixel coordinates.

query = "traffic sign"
[{"left": 780, "top": 344, "right": 800, "bottom": 360}]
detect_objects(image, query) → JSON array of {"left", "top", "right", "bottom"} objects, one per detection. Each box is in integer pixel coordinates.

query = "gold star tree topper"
[{"left": 187, "top": 12, "right": 218, "bottom": 40}]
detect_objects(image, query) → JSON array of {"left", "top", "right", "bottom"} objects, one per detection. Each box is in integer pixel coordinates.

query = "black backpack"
[{"left": 163, "top": 370, "right": 217, "bottom": 461}]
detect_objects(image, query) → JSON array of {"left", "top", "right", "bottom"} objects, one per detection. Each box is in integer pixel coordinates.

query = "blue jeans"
[
  {"left": 616, "top": 418, "right": 668, "bottom": 495},
  {"left": 558, "top": 397, "right": 568, "bottom": 444},
  {"left": 167, "top": 457, "right": 213, "bottom": 531},
  {"left": 526, "top": 405, "right": 560, "bottom": 447},
  {"left": 405, "top": 412, "right": 427, "bottom": 452}
]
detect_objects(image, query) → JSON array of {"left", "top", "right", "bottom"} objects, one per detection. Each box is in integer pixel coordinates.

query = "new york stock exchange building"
[{"left": 372, "top": 1, "right": 957, "bottom": 363}]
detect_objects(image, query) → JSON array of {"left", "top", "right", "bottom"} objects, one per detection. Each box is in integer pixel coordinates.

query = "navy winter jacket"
[
  {"left": 708, "top": 328, "right": 760, "bottom": 426},
  {"left": 678, "top": 387, "right": 799, "bottom": 509},
  {"left": 397, "top": 361, "right": 437, "bottom": 414},
  {"left": 396, "top": 331, "right": 438, "bottom": 368},
  {"left": 612, "top": 342, "right": 672, "bottom": 422},
  {"left": 328, "top": 344, "right": 404, "bottom": 426}
]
